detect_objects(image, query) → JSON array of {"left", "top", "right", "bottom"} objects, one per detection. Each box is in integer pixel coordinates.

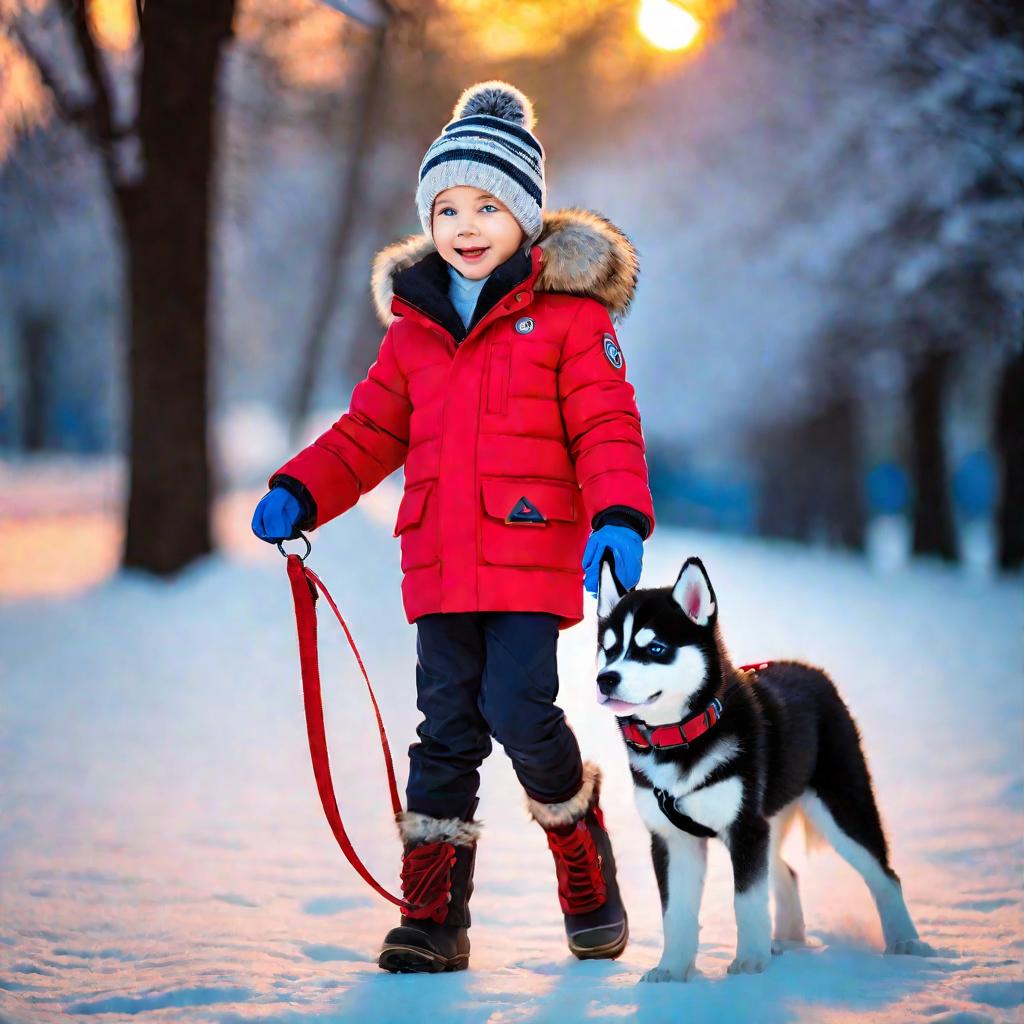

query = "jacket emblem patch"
[
  {"left": 506, "top": 496, "right": 546, "bottom": 524},
  {"left": 603, "top": 333, "right": 623, "bottom": 369},
  {"left": 515, "top": 317, "right": 535, "bottom": 334}
]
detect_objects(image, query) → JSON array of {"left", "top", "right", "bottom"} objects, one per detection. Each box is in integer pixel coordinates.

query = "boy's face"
[{"left": 431, "top": 186, "right": 526, "bottom": 280}]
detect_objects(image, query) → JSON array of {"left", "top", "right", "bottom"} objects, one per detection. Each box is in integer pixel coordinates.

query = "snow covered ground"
[{"left": 1, "top": 477, "right": 1022, "bottom": 1023}]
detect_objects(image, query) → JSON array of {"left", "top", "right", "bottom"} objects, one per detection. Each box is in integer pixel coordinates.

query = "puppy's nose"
[{"left": 597, "top": 671, "right": 621, "bottom": 695}]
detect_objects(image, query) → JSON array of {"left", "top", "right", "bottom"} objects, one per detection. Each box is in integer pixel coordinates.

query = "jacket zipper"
[{"left": 394, "top": 285, "right": 532, "bottom": 607}]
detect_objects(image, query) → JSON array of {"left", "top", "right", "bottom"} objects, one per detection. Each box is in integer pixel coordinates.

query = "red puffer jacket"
[{"left": 269, "top": 208, "right": 655, "bottom": 629}]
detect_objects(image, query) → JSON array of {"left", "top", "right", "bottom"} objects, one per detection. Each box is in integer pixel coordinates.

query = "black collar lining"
[{"left": 391, "top": 245, "right": 533, "bottom": 343}]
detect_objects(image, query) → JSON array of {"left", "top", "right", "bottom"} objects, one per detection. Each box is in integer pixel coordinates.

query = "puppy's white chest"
[
  {"left": 629, "top": 739, "right": 739, "bottom": 794},
  {"left": 630, "top": 739, "right": 742, "bottom": 835},
  {"left": 676, "top": 777, "right": 743, "bottom": 833}
]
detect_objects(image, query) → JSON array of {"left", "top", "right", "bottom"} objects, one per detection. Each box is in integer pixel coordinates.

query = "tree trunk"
[
  {"left": 121, "top": 0, "right": 235, "bottom": 574},
  {"left": 908, "top": 349, "right": 957, "bottom": 560},
  {"left": 756, "top": 420, "right": 814, "bottom": 542},
  {"left": 21, "top": 315, "right": 50, "bottom": 451},
  {"left": 755, "top": 393, "right": 864, "bottom": 549},
  {"left": 995, "top": 346, "right": 1024, "bottom": 571}
]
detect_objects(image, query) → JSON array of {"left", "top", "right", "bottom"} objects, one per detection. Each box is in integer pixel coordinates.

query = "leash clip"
[{"left": 277, "top": 530, "right": 311, "bottom": 562}]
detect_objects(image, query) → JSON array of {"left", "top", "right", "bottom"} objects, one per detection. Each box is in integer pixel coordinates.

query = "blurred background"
[
  {"left": 1, "top": 6, "right": 1022, "bottom": 1020},
  {"left": 0, "top": 0, "right": 1021, "bottom": 590}
]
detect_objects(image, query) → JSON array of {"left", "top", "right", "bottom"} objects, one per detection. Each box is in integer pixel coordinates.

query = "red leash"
[{"left": 281, "top": 535, "right": 413, "bottom": 912}]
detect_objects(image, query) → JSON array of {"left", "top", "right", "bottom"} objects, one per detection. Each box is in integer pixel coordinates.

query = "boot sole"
[
  {"left": 377, "top": 944, "right": 469, "bottom": 974},
  {"left": 570, "top": 921, "right": 629, "bottom": 961}
]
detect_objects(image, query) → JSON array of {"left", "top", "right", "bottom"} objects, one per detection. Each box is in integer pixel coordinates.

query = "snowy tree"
[
  {"left": 797, "top": 0, "right": 1024, "bottom": 560},
  {"left": 587, "top": 0, "right": 1024, "bottom": 556}
]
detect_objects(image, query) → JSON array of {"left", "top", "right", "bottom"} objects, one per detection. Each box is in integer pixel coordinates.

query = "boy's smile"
[
  {"left": 454, "top": 244, "right": 489, "bottom": 264},
  {"left": 432, "top": 186, "right": 526, "bottom": 279}
]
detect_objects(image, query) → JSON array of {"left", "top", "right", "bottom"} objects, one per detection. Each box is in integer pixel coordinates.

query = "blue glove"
[
  {"left": 582, "top": 524, "right": 643, "bottom": 596},
  {"left": 251, "top": 487, "right": 304, "bottom": 543}
]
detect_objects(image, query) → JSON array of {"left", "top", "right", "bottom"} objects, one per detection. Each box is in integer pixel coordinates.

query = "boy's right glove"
[{"left": 251, "top": 486, "right": 305, "bottom": 543}]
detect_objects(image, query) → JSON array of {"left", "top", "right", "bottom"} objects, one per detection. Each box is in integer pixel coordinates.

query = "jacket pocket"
[
  {"left": 479, "top": 476, "right": 582, "bottom": 570},
  {"left": 394, "top": 480, "right": 438, "bottom": 570},
  {"left": 393, "top": 480, "right": 432, "bottom": 535},
  {"left": 485, "top": 342, "right": 511, "bottom": 415}
]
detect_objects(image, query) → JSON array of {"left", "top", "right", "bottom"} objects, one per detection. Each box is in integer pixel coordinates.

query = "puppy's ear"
[
  {"left": 597, "top": 550, "right": 626, "bottom": 619},
  {"left": 671, "top": 557, "right": 717, "bottom": 626}
]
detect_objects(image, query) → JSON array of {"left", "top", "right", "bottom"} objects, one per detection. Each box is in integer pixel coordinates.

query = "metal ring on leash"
[{"left": 277, "top": 530, "right": 311, "bottom": 562}]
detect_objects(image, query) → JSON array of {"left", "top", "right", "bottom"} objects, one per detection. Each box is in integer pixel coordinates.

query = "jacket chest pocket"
[
  {"left": 479, "top": 476, "right": 582, "bottom": 571},
  {"left": 485, "top": 342, "right": 511, "bottom": 415}
]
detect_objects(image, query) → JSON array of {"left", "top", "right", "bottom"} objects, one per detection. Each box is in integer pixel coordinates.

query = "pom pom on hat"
[
  {"left": 415, "top": 80, "right": 546, "bottom": 245},
  {"left": 451, "top": 80, "right": 537, "bottom": 131}
]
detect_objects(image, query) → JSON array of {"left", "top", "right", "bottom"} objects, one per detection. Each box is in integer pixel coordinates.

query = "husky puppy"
[{"left": 594, "top": 554, "right": 933, "bottom": 982}]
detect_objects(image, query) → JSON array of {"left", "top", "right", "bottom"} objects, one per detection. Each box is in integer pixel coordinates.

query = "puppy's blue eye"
[{"left": 648, "top": 641, "right": 667, "bottom": 656}]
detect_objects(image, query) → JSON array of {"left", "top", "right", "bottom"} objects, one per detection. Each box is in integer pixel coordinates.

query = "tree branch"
[
  {"left": 3, "top": 2, "right": 137, "bottom": 188},
  {"left": 58, "top": 0, "right": 122, "bottom": 188},
  {"left": 3, "top": 11, "right": 90, "bottom": 126}
]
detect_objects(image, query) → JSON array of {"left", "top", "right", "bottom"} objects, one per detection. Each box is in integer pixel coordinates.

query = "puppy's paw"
[
  {"left": 886, "top": 938, "right": 936, "bottom": 957},
  {"left": 639, "top": 961, "right": 697, "bottom": 984},
  {"left": 771, "top": 937, "right": 807, "bottom": 955},
  {"left": 728, "top": 951, "right": 770, "bottom": 975},
  {"left": 639, "top": 966, "right": 675, "bottom": 984}
]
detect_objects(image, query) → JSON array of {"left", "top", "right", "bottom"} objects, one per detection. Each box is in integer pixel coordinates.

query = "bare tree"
[
  {"left": 122, "top": 0, "right": 236, "bottom": 574},
  {"left": 287, "top": 0, "right": 397, "bottom": 442},
  {"left": 6, "top": 0, "right": 236, "bottom": 574}
]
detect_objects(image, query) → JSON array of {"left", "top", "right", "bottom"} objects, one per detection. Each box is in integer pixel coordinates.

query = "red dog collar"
[
  {"left": 620, "top": 697, "right": 723, "bottom": 750},
  {"left": 619, "top": 662, "right": 772, "bottom": 751}
]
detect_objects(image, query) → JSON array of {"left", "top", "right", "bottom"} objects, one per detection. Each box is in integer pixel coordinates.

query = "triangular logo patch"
[{"left": 506, "top": 496, "right": 546, "bottom": 524}]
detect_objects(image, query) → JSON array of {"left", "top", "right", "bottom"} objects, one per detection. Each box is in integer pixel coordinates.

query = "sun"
[{"left": 637, "top": 0, "right": 702, "bottom": 53}]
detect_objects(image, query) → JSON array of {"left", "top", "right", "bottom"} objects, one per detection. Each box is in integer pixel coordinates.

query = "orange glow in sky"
[
  {"left": 637, "top": 0, "right": 702, "bottom": 52},
  {"left": 88, "top": 0, "right": 138, "bottom": 51}
]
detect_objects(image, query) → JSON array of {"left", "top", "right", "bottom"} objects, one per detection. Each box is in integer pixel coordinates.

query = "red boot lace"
[
  {"left": 400, "top": 841, "right": 457, "bottom": 924},
  {"left": 545, "top": 818, "right": 607, "bottom": 915}
]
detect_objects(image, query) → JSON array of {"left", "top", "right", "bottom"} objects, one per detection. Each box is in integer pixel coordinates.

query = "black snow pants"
[{"left": 405, "top": 611, "right": 584, "bottom": 821}]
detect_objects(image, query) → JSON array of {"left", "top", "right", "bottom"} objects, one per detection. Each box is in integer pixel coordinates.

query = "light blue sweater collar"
[{"left": 447, "top": 264, "right": 491, "bottom": 329}]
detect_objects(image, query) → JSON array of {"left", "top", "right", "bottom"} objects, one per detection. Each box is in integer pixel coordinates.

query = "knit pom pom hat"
[{"left": 415, "top": 81, "right": 546, "bottom": 246}]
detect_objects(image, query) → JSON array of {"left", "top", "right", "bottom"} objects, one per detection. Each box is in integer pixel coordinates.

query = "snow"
[{"left": 1, "top": 475, "right": 1022, "bottom": 1023}]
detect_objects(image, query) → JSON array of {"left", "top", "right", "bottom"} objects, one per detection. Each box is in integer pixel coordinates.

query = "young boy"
[{"left": 252, "top": 81, "right": 655, "bottom": 973}]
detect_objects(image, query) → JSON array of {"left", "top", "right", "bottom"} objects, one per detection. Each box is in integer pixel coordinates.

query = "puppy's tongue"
[
  {"left": 602, "top": 698, "right": 646, "bottom": 717},
  {"left": 596, "top": 683, "right": 655, "bottom": 717}
]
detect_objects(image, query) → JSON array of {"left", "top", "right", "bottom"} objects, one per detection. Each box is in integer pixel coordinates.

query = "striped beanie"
[{"left": 416, "top": 81, "right": 546, "bottom": 246}]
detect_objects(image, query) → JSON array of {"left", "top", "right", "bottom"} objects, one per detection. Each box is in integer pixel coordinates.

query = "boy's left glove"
[{"left": 582, "top": 524, "right": 643, "bottom": 596}]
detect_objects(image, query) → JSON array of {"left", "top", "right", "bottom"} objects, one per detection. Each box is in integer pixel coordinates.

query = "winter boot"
[
  {"left": 527, "top": 762, "right": 628, "bottom": 960},
  {"left": 377, "top": 811, "right": 481, "bottom": 973}
]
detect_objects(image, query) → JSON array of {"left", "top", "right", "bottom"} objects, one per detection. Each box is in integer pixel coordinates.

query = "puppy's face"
[{"left": 595, "top": 555, "right": 719, "bottom": 727}]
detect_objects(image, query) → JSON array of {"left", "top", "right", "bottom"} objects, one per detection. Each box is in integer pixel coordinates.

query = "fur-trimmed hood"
[{"left": 371, "top": 208, "right": 639, "bottom": 328}]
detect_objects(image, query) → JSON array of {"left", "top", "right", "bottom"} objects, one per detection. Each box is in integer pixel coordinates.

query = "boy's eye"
[
  {"left": 647, "top": 641, "right": 668, "bottom": 656},
  {"left": 481, "top": 204, "right": 498, "bottom": 213},
  {"left": 438, "top": 208, "right": 455, "bottom": 216}
]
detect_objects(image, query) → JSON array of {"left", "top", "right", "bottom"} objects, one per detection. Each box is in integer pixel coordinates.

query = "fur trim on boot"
[
  {"left": 525, "top": 762, "right": 602, "bottom": 830},
  {"left": 371, "top": 208, "right": 639, "bottom": 328},
  {"left": 396, "top": 811, "right": 483, "bottom": 848}
]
